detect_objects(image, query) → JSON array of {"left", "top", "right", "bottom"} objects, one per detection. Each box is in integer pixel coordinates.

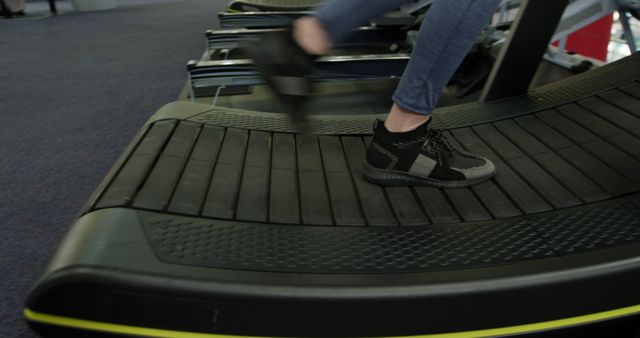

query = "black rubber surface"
[
  {"left": 140, "top": 194, "right": 640, "bottom": 273},
  {"left": 26, "top": 54, "right": 640, "bottom": 337},
  {"left": 94, "top": 84, "right": 640, "bottom": 227}
]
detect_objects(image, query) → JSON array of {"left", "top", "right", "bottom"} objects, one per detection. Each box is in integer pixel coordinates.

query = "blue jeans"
[{"left": 315, "top": 0, "right": 501, "bottom": 115}]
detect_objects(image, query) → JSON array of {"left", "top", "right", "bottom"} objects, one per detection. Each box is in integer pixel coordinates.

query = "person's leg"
[
  {"left": 364, "top": 0, "right": 502, "bottom": 187},
  {"left": 294, "top": 0, "right": 410, "bottom": 55},
  {"left": 294, "top": 0, "right": 500, "bottom": 131},
  {"left": 254, "top": 0, "right": 501, "bottom": 187},
  {"left": 253, "top": 0, "right": 412, "bottom": 127},
  {"left": 387, "top": 0, "right": 501, "bottom": 132}
]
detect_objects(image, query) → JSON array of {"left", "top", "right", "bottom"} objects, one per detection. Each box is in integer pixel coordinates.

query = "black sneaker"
[
  {"left": 364, "top": 119, "right": 496, "bottom": 188},
  {"left": 249, "top": 28, "right": 317, "bottom": 130}
]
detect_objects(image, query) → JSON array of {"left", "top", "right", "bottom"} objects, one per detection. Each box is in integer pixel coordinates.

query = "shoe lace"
[{"left": 424, "top": 129, "right": 456, "bottom": 165}]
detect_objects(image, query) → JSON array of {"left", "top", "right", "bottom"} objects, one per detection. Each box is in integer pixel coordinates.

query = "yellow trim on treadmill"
[{"left": 24, "top": 304, "right": 640, "bottom": 338}]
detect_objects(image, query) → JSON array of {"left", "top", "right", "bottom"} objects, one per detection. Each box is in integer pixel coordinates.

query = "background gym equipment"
[
  {"left": 228, "top": 0, "right": 324, "bottom": 12},
  {"left": 25, "top": 0, "right": 640, "bottom": 337},
  {"left": 195, "top": 2, "right": 507, "bottom": 102},
  {"left": 205, "top": 26, "right": 410, "bottom": 60},
  {"left": 187, "top": 54, "right": 410, "bottom": 98},
  {"left": 217, "top": 0, "right": 430, "bottom": 29}
]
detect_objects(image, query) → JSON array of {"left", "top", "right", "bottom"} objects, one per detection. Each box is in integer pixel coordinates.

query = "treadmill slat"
[
  {"left": 508, "top": 157, "right": 582, "bottom": 209},
  {"left": 608, "top": 132, "right": 640, "bottom": 159},
  {"left": 134, "top": 123, "right": 201, "bottom": 210},
  {"left": 269, "top": 133, "right": 300, "bottom": 224},
  {"left": 559, "top": 102, "right": 640, "bottom": 162},
  {"left": 577, "top": 96, "right": 640, "bottom": 139},
  {"left": 444, "top": 188, "right": 492, "bottom": 222},
  {"left": 450, "top": 128, "right": 501, "bottom": 164},
  {"left": 515, "top": 115, "right": 574, "bottom": 150},
  {"left": 532, "top": 152, "right": 612, "bottom": 203},
  {"left": 619, "top": 81, "right": 640, "bottom": 98},
  {"left": 319, "top": 136, "right": 365, "bottom": 226},
  {"left": 445, "top": 132, "right": 521, "bottom": 218},
  {"left": 96, "top": 121, "right": 176, "bottom": 208},
  {"left": 540, "top": 110, "right": 640, "bottom": 188},
  {"left": 385, "top": 187, "right": 429, "bottom": 225},
  {"left": 556, "top": 103, "right": 621, "bottom": 139},
  {"left": 600, "top": 88, "right": 640, "bottom": 118},
  {"left": 452, "top": 128, "right": 552, "bottom": 214},
  {"left": 472, "top": 124, "right": 525, "bottom": 161},
  {"left": 413, "top": 187, "right": 461, "bottom": 224},
  {"left": 474, "top": 124, "right": 581, "bottom": 209},
  {"left": 518, "top": 115, "right": 636, "bottom": 196},
  {"left": 297, "top": 134, "right": 333, "bottom": 225},
  {"left": 537, "top": 110, "right": 599, "bottom": 145},
  {"left": 342, "top": 137, "right": 397, "bottom": 226},
  {"left": 202, "top": 128, "right": 249, "bottom": 219},
  {"left": 471, "top": 181, "right": 523, "bottom": 218},
  {"left": 584, "top": 140, "right": 640, "bottom": 187},
  {"left": 168, "top": 125, "right": 225, "bottom": 215},
  {"left": 495, "top": 119, "right": 610, "bottom": 204},
  {"left": 558, "top": 146, "right": 636, "bottom": 196},
  {"left": 236, "top": 131, "right": 272, "bottom": 222},
  {"left": 493, "top": 120, "right": 549, "bottom": 156}
]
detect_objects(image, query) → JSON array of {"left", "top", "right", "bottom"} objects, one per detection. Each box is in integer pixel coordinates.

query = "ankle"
[
  {"left": 293, "top": 16, "right": 332, "bottom": 55},
  {"left": 384, "top": 103, "right": 430, "bottom": 133}
]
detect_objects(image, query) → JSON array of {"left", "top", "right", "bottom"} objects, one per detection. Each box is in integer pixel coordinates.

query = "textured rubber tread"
[
  {"left": 92, "top": 59, "right": 640, "bottom": 226},
  {"left": 452, "top": 128, "right": 552, "bottom": 214},
  {"left": 601, "top": 87, "right": 640, "bottom": 118},
  {"left": 95, "top": 121, "right": 176, "bottom": 209},
  {"left": 618, "top": 81, "right": 640, "bottom": 100},
  {"left": 297, "top": 134, "right": 333, "bottom": 225},
  {"left": 140, "top": 194, "right": 640, "bottom": 273},
  {"left": 444, "top": 188, "right": 492, "bottom": 222},
  {"left": 134, "top": 122, "right": 200, "bottom": 210},
  {"left": 269, "top": 133, "right": 300, "bottom": 224},
  {"left": 319, "top": 136, "right": 366, "bottom": 226},
  {"left": 236, "top": 131, "right": 271, "bottom": 222},
  {"left": 202, "top": 128, "right": 248, "bottom": 219},
  {"left": 342, "top": 137, "right": 398, "bottom": 226},
  {"left": 168, "top": 125, "right": 225, "bottom": 215},
  {"left": 474, "top": 124, "right": 581, "bottom": 209},
  {"left": 578, "top": 96, "right": 640, "bottom": 139},
  {"left": 494, "top": 119, "right": 610, "bottom": 204},
  {"left": 445, "top": 132, "right": 521, "bottom": 218},
  {"left": 413, "top": 187, "right": 461, "bottom": 224},
  {"left": 386, "top": 187, "right": 430, "bottom": 225}
]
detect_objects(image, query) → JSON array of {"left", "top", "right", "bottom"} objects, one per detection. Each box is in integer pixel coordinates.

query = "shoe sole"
[{"left": 362, "top": 163, "right": 495, "bottom": 189}]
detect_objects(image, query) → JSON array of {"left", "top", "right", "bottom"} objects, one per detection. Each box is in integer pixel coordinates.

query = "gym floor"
[{"left": 0, "top": 1, "right": 225, "bottom": 337}]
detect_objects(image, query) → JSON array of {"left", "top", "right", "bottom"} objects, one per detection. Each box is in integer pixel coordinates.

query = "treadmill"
[{"left": 25, "top": 0, "right": 640, "bottom": 337}]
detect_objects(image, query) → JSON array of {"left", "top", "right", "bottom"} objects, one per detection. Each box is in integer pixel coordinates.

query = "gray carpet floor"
[{"left": 0, "top": 0, "right": 226, "bottom": 336}]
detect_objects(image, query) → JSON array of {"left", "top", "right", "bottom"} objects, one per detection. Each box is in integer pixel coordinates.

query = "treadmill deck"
[{"left": 89, "top": 84, "right": 640, "bottom": 273}]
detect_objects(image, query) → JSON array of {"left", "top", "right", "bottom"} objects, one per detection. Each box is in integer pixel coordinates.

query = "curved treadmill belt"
[{"left": 26, "top": 54, "right": 640, "bottom": 337}]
